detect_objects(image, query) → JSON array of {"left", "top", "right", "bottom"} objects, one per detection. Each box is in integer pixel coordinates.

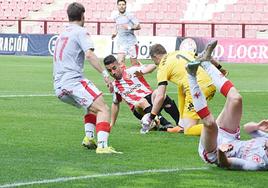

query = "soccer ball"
[{"left": 140, "top": 113, "right": 159, "bottom": 134}]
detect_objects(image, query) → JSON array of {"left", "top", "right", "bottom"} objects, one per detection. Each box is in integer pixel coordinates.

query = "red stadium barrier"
[{"left": 0, "top": 19, "right": 268, "bottom": 38}]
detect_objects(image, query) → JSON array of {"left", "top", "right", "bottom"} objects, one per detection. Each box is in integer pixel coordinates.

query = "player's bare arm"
[
  {"left": 111, "top": 102, "right": 120, "bottom": 127},
  {"left": 151, "top": 85, "right": 166, "bottom": 115},
  {"left": 134, "top": 64, "right": 156, "bottom": 77},
  {"left": 244, "top": 120, "right": 268, "bottom": 134},
  {"left": 130, "top": 23, "right": 141, "bottom": 30},
  {"left": 85, "top": 49, "right": 113, "bottom": 92},
  {"left": 85, "top": 49, "right": 105, "bottom": 73}
]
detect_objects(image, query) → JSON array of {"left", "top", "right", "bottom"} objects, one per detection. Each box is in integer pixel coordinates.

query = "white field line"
[
  {"left": 0, "top": 167, "right": 208, "bottom": 188},
  {"left": 0, "top": 90, "right": 267, "bottom": 98}
]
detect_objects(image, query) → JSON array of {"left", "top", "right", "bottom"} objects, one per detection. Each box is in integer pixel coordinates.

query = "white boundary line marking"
[
  {"left": 0, "top": 90, "right": 268, "bottom": 98},
  {"left": 0, "top": 94, "right": 55, "bottom": 98},
  {"left": 0, "top": 167, "right": 208, "bottom": 188}
]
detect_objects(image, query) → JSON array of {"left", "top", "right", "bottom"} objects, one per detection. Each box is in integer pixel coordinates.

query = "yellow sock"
[{"left": 184, "top": 124, "right": 203, "bottom": 136}]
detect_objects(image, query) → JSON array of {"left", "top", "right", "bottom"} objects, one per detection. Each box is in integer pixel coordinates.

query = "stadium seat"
[{"left": 1, "top": 0, "right": 267, "bottom": 38}]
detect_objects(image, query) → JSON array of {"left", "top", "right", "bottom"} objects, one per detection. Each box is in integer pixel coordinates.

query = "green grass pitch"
[{"left": 0, "top": 55, "right": 268, "bottom": 187}]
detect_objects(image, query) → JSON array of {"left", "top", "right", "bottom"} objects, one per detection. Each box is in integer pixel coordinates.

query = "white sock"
[
  {"left": 97, "top": 131, "right": 109, "bottom": 148},
  {"left": 85, "top": 123, "right": 95, "bottom": 139},
  {"left": 188, "top": 74, "right": 210, "bottom": 119},
  {"left": 201, "top": 61, "right": 229, "bottom": 92}
]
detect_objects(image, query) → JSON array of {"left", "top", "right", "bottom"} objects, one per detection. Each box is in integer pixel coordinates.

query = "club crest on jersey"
[{"left": 252, "top": 154, "right": 261, "bottom": 163}]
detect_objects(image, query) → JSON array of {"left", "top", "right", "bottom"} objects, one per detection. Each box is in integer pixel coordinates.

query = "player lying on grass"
[
  {"left": 144, "top": 42, "right": 217, "bottom": 136},
  {"left": 184, "top": 43, "right": 268, "bottom": 170},
  {"left": 102, "top": 54, "right": 180, "bottom": 134}
]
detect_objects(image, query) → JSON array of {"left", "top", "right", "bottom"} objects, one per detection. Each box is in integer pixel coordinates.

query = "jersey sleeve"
[
  {"left": 157, "top": 65, "right": 168, "bottom": 86},
  {"left": 127, "top": 12, "right": 139, "bottom": 25},
  {"left": 77, "top": 29, "right": 94, "bottom": 52},
  {"left": 250, "top": 130, "right": 268, "bottom": 138},
  {"left": 229, "top": 158, "right": 265, "bottom": 170}
]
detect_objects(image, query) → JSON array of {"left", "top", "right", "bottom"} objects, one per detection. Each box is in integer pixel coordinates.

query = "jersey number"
[{"left": 54, "top": 37, "right": 69, "bottom": 62}]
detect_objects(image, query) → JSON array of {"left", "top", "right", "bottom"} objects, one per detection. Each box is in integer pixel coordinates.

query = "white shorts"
[
  {"left": 55, "top": 79, "right": 102, "bottom": 110},
  {"left": 117, "top": 43, "right": 139, "bottom": 59},
  {"left": 198, "top": 127, "right": 240, "bottom": 164}
]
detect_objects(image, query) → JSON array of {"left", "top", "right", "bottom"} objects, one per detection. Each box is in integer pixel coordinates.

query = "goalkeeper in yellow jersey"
[{"left": 144, "top": 41, "right": 219, "bottom": 136}]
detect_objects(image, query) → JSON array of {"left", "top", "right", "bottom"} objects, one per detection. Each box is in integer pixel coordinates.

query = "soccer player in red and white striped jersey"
[{"left": 103, "top": 55, "right": 180, "bottom": 132}]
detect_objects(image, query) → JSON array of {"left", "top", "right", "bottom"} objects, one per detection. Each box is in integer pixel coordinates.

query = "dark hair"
[
  {"left": 67, "top": 2, "right": 85, "bottom": 21},
  {"left": 149, "top": 44, "right": 167, "bottom": 57},
  {"left": 117, "top": 0, "right": 126, "bottom": 4},
  {"left": 103, "top": 55, "right": 117, "bottom": 65}
]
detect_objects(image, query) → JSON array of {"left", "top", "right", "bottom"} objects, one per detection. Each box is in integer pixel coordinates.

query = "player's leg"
[
  {"left": 117, "top": 52, "right": 126, "bottom": 67},
  {"left": 71, "top": 79, "right": 121, "bottom": 154},
  {"left": 186, "top": 61, "right": 218, "bottom": 155},
  {"left": 88, "top": 95, "right": 122, "bottom": 154},
  {"left": 55, "top": 86, "right": 97, "bottom": 149},
  {"left": 117, "top": 43, "right": 127, "bottom": 66},
  {"left": 200, "top": 60, "right": 242, "bottom": 133},
  {"left": 210, "top": 58, "right": 228, "bottom": 76},
  {"left": 129, "top": 44, "right": 141, "bottom": 66},
  {"left": 176, "top": 80, "right": 208, "bottom": 135},
  {"left": 162, "top": 95, "right": 180, "bottom": 125},
  {"left": 82, "top": 113, "right": 97, "bottom": 149}
]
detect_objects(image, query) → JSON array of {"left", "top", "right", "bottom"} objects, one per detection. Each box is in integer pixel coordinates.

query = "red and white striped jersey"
[{"left": 112, "top": 65, "right": 152, "bottom": 110}]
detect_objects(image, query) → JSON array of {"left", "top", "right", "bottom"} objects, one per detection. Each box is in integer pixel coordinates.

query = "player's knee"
[
  {"left": 203, "top": 115, "right": 216, "bottom": 128},
  {"left": 103, "top": 104, "right": 110, "bottom": 113},
  {"left": 229, "top": 92, "right": 242, "bottom": 105}
]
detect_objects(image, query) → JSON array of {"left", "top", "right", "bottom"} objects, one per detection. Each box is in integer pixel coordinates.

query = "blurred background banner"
[
  {"left": 176, "top": 37, "right": 268, "bottom": 63},
  {"left": 0, "top": 33, "right": 56, "bottom": 56},
  {"left": 2, "top": 33, "right": 267, "bottom": 63}
]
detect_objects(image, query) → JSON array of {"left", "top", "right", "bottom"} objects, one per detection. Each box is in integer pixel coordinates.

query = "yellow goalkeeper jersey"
[{"left": 156, "top": 50, "right": 215, "bottom": 119}]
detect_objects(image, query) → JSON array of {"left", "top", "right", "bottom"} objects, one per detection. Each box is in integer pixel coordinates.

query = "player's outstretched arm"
[
  {"left": 141, "top": 64, "right": 157, "bottom": 74},
  {"left": 244, "top": 120, "right": 268, "bottom": 133},
  {"left": 111, "top": 102, "right": 120, "bottom": 127},
  {"left": 218, "top": 144, "right": 265, "bottom": 170},
  {"left": 85, "top": 49, "right": 105, "bottom": 73},
  {"left": 131, "top": 23, "right": 141, "bottom": 30},
  {"left": 85, "top": 49, "right": 113, "bottom": 92},
  {"left": 243, "top": 120, "right": 268, "bottom": 138},
  {"left": 151, "top": 85, "right": 166, "bottom": 116},
  {"left": 227, "top": 158, "right": 264, "bottom": 171},
  {"left": 135, "top": 64, "right": 157, "bottom": 77}
]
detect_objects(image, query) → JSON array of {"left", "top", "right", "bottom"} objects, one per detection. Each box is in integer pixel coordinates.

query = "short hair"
[
  {"left": 117, "top": 0, "right": 126, "bottom": 4},
  {"left": 103, "top": 55, "right": 117, "bottom": 65},
  {"left": 67, "top": 2, "right": 85, "bottom": 21},
  {"left": 149, "top": 44, "right": 167, "bottom": 57}
]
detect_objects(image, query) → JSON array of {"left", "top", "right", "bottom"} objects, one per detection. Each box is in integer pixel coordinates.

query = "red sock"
[
  {"left": 84, "top": 113, "right": 96, "bottom": 124},
  {"left": 96, "top": 122, "right": 111, "bottom": 133}
]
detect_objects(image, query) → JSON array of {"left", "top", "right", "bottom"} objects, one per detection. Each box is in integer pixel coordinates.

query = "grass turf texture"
[{"left": 0, "top": 55, "right": 267, "bottom": 187}]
